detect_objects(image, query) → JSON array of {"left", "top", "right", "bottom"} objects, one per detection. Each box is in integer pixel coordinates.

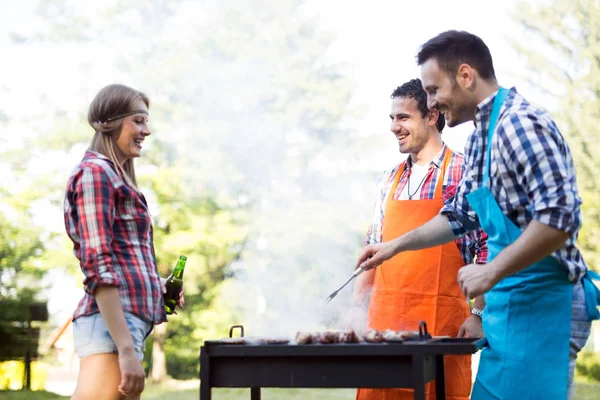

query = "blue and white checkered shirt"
[{"left": 440, "top": 87, "right": 588, "bottom": 282}]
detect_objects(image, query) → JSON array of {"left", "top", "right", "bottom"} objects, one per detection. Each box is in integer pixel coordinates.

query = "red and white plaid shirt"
[
  {"left": 64, "top": 151, "right": 166, "bottom": 324},
  {"left": 365, "top": 145, "right": 488, "bottom": 264}
]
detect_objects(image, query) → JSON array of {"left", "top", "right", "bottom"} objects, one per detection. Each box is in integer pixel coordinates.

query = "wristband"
[{"left": 471, "top": 307, "right": 483, "bottom": 319}]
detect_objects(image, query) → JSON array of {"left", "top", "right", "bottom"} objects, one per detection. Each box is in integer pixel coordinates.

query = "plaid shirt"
[
  {"left": 64, "top": 151, "right": 166, "bottom": 324},
  {"left": 365, "top": 145, "right": 488, "bottom": 265},
  {"left": 441, "top": 87, "right": 588, "bottom": 282}
]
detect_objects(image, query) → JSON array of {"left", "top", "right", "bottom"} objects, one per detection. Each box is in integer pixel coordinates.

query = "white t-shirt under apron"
[{"left": 398, "top": 162, "right": 431, "bottom": 201}]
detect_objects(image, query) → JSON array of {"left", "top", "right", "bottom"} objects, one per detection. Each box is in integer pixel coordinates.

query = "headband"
[{"left": 104, "top": 110, "right": 149, "bottom": 123}]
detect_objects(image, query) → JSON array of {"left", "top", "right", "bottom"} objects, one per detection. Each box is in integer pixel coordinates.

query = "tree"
[
  {"left": 0, "top": 129, "right": 50, "bottom": 312},
  {"left": 139, "top": 146, "right": 247, "bottom": 381},
  {"left": 512, "top": 0, "right": 600, "bottom": 270},
  {"left": 0, "top": 212, "right": 46, "bottom": 306},
  {"left": 6, "top": 0, "right": 372, "bottom": 379},
  {"left": 5, "top": 0, "right": 253, "bottom": 380}
]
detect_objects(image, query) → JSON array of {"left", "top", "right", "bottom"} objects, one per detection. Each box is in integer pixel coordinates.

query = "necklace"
[{"left": 407, "top": 166, "right": 432, "bottom": 200}]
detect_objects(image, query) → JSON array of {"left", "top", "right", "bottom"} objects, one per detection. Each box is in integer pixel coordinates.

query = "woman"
[{"left": 64, "top": 84, "right": 182, "bottom": 399}]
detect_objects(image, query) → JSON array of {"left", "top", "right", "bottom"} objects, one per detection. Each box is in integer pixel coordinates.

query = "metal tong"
[{"left": 324, "top": 267, "right": 365, "bottom": 305}]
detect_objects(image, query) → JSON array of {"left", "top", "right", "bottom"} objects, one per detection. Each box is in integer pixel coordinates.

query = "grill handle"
[
  {"left": 419, "top": 321, "right": 431, "bottom": 340},
  {"left": 229, "top": 325, "right": 245, "bottom": 338}
]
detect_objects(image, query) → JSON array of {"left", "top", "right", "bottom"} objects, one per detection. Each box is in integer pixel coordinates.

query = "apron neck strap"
[
  {"left": 483, "top": 87, "right": 509, "bottom": 183},
  {"left": 433, "top": 146, "right": 451, "bottom": 199},
  {"left": 396, "top": 146, "right": 450, "bottom": 201}
]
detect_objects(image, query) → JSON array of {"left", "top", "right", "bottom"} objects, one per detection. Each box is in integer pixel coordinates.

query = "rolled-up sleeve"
[
  {"left": 74, "top": 165, "right": 120, "bottom": 294},
  {"left": 497, "top": 112, "right": 582, "bottom": 236},
  {"left": 469, "top": 228, "right": 488, "bottom": 264},
  {"left": 364, "top": 170, "right": 392, "bottom": 246}
]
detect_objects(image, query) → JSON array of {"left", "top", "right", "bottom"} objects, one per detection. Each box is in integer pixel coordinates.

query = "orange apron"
[{"left": 357, "top": 149, "right": 471, "bottom": 400}]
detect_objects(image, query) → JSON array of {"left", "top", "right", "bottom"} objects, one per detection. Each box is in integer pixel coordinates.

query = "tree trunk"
[{"left": 149, "top": 323, "right": 168, "bottom": 382}]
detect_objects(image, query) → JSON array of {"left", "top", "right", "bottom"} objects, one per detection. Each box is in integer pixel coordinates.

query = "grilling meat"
[
  {"left": 364, "top": 329, "right": 384, "bottom": 343},
  {"left": 295, "top": 332, "right": 313, "bottom": 345},
  {"left": 316, "top": 331, "right": 337, "bottom": 344},
  {"left": 296, "top": 329, "right": 362, "bottom": 344},
  {"left": 215, "top": 337, "right": 246, "bottom": 344},
  {"left": 339, "top": 329, "right": 361, "bottom": 343},
  {"left": 295, "top": 328, "right": 424, "bottom": 344},
  {"left": 311, "top": 332, "right": 325, "bottom": 343},
  {"left": 382, "top": 329, "right": 403, "bottom": 341}
]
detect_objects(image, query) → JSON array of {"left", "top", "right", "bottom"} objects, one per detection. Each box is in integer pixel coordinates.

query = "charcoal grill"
[{"left": 199, "top": 323, "right": 486, "bottom": 400}]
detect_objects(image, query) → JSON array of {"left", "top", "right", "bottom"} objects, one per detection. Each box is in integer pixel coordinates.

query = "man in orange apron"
[{"left": 353, "top": 79, "right": 488, "bottom": 400}]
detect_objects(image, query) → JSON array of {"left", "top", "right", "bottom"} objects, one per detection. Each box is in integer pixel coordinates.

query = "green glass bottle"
[{"left": 164, "top": 255, "right": 187, "bottom": 315}]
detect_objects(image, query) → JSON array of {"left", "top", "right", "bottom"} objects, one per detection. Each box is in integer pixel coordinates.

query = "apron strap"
[
  {"left": 433, "top": 146, "right": 452, "bottom": 199},
  {"left": 583, "top": 270, "right": 600, "bottom": 320},
  {"left": 393, "top": 146, "right": 451, "bottom": 201},
  {"left": 388, "top": 163, "right": 406, "bottom": 204},
  {"left": 483, "top": 87, "right": 510, "bottom": 183}
]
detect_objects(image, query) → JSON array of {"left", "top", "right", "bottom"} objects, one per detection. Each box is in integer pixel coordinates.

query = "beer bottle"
[{"left": 164, "top": 255, "right": 187, "bottom": 315}]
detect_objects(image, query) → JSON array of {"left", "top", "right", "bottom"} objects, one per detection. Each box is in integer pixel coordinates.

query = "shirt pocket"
[
  {"left": 73, "top": 314, "right": 98, "bottom": 350},
  {"left": 115, "top": 187, "right": 151, "bottom": 234}
]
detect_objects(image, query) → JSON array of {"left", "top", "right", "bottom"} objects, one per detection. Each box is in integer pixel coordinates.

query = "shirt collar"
[
  {"left": 403, "top": 144, "right": 447, "bottom": 171},
  {"left": 84, "top": 150, "right": 115, "bottom": 166},
  {"left": 475, "top": 86, "right": 516, "bottom": 127}
]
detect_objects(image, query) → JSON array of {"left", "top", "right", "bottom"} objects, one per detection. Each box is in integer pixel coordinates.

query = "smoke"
[
  {"left": 0, "top": 0, "right": 386, "bottom": 340},
  {"left": 219, "top": 183, "right": 375, "bottom": 339}
]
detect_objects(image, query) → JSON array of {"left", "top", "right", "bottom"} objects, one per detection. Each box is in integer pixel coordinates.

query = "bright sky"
[
  {"left": 0, "top": 0, "right": 540, "bottom": 155},
  {"left": 313, "top": 0, "right": 538, "bottom": 166},
  {"left": 0, "top": 0, "right": 543, "bottom": 322}
]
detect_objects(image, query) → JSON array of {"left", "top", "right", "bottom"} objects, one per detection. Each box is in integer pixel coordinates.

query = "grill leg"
[
  {"left": 250, "top": 387, "right": 261, "bottom": 400},
  {"left": 411, "top": 356, "right": 426, "bottom": 400},
  {"left": 435, "top": 355, "right": 446, "bottom": 400},
  {"left": 200, "top": 347, "right": 211, "bottom": 400}
]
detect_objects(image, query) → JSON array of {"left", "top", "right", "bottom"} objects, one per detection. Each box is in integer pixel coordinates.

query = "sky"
[
  {"left": 0, "top": 0, "right": 547, "bottom": 324},
  {"left": 0, "top": 0, "right": 542, "bottom": 161},
  {"left": 313, "top": 0, "right": 538, "bottom": 162}
]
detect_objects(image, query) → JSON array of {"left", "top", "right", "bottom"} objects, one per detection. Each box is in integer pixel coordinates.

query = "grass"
[
  {"left": 0, "top": 391, "right": 65, "bottom": 400},
  {"left": 1, "top": 381, "right": 598, "bottom": 399},
  {"left": 574, "top": 383, "right": 600, "bottom": 400},
  {"left": 0, "top": 385, "right": 355, "bottom": 400}
]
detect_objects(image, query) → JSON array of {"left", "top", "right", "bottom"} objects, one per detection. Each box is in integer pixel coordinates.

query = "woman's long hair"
[{"left": 87, "top": 84, "right": 149, "bottom": 189}]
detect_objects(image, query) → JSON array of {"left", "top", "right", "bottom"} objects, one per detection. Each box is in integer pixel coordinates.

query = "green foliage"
[
  {"left": 0, "top": 362, "right": 48, "bottom": 391},
  {"left": 138, "top": 160, "right": 248, "bottom": 379},
  {"left": 0, "top": 199, "right": 47, "bottom": 355},
  {"left": 0, "top": 213, "right": 45, "bottom": 298},
  {"left": 0, "top": 391, "right": 66, "bottom": 400},
  {"left": 577, "top": 351, "right": 600, "bottom": 383},
  {"left": 513, "top": 0, "right": 600, "bottom": 269},
  {"left": 5, "top": 0, "right": 365, "bottom": 380}
]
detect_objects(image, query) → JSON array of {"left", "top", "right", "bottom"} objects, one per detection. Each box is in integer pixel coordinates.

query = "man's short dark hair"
[
  {"left": 391, "top": 78, "right": 445, "bottom": 132},
  {"left": 417, "top": 30, "right": 496, "bottom": 81}
]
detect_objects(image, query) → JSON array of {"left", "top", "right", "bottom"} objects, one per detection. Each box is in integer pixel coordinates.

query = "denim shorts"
[{"left": 73, "top": 312, "right": 153, "bottom": 361}]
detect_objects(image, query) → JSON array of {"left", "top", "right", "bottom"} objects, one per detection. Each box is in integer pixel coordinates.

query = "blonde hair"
[{"left": 87, "top": 84, "right": 150, "bottom": 189}]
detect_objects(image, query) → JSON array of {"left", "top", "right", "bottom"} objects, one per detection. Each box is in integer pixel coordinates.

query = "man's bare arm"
[{"left": 356, "top": 214, "right": 456, "bottom": 270}]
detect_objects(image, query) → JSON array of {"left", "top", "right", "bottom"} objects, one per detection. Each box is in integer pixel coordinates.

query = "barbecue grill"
[{"left": 199, "top": 323, "right": 485, "bottom": 400}]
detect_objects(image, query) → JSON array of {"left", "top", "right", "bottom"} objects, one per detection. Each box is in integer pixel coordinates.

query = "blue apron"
[{"left": 466, "top": 88, "right": 600, "bottom": 399}]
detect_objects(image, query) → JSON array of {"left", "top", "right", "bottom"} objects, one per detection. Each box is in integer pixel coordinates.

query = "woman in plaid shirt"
[{"left": 64, "top": 84, "right": 183, "bottom": 399}]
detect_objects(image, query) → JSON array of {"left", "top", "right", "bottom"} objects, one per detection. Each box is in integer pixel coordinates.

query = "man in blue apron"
[{"left": 356, "top": 30, "right": 599, "bottom": 399}]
